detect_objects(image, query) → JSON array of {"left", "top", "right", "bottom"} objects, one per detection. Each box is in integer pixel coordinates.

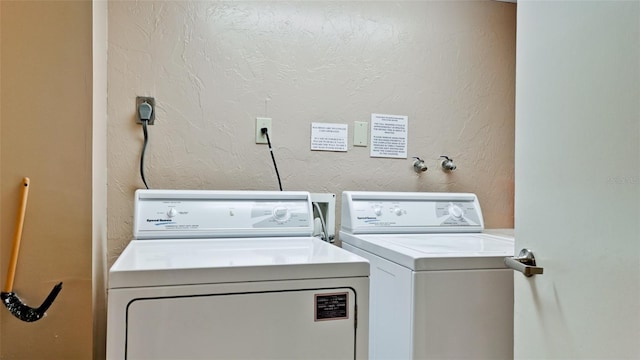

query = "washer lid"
[
  {"left": 339, "top": 232, "right": 514, "bottom": 271},
  {"left": 108, "top": 237, "right": 369, "bottom": 289}
]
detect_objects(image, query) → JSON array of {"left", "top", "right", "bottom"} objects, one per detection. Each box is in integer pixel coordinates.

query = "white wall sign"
[
  {"left": 310, "top": 123, "right": 348, "bottom": 152},
  {"left": 370, "top": 113, "right": 408, "bottom": 158}
]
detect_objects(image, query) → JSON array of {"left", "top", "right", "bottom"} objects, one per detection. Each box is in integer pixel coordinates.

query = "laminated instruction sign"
[
  {"left": 370, "top": 113, "right": 408, "bottom": 158},
  {"left": 310, "top": 122, "right": 348, "bottom": 152}
]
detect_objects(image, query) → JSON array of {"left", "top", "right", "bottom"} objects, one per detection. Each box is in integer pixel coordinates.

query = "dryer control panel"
[
  {"left": 341, "top": 191, "right": 484, "bottom": 234},
  {"left": 133, "top": 190, "right": 313, "bottom": 239}
]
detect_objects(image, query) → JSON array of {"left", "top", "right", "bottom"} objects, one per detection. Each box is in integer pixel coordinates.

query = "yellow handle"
[{"left": 4, "top": 177, "right": 30, "bottom": 293}]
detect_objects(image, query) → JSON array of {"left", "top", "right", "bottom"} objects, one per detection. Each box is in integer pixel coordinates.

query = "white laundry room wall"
[{"left": 107, "top": 1, "right": 516, "bottom": 262}]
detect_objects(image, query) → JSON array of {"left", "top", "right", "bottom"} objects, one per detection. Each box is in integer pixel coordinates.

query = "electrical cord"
[
  {"left": 313, "top": 202, "right": 330, "bottom": 242},
  {"left": 140, "top": 120, "right": 150, "bottom": 189},
  {"left": 138, "top": 101, "right": 153, "bottom": 189},
  {"left": 262, "top": 128, "right": 282, "bottom": 191}
]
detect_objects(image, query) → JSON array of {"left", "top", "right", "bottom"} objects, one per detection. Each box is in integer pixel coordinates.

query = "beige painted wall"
[
  {"left": 108, "top": 0, "right": 516, "bottom": 264},
  {"left": 0, "top": 1, "right": 2, "bottom": 354},
  {"left": 0, "top": 1, "right": 513, "bottom": 358},
  {"left": 93, "top": 1, "right": 108, "bottom": 359},
  {"left": 0, "top": 1, "right": 93, "bottom": 359}
]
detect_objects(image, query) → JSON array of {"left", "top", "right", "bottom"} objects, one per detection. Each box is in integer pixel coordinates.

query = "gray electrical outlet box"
[{"left": 136, "top": 96, "right": 156, "bottom": 125}]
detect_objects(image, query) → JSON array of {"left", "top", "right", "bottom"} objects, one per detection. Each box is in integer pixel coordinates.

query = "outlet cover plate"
[
  {"left": 354, "top": 121, "right": 368, "bottom": 146},
  {"left": 256, "top": 117, "right": 272, "bottom": 144}
]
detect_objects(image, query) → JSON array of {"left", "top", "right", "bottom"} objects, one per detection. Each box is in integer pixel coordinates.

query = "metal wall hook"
[
  {"left": 440, "top": 156, "right": 456, "bottom": 171},
  {"left": 412, "top": 157, "right": 428, "bottom": 173},
  {"left": 504, "top": 249, "right": 544, "bottom": 277}
]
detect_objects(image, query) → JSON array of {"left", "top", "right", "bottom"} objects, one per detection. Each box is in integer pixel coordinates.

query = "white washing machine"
[
  {"left": 339, "top": 191, "right": 514, "bottom": 360},
  {"left": 107, "top": 190, "right": 369, "bottom": 360}
]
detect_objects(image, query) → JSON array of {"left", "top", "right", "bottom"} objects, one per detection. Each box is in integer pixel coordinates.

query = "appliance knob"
[
  {"left": 448, "top": 205, "right": 464, "bottom": 219},
  {"left": 273, "top": 207, "right": 290, "bottom": 222},
  {"left": 373, "top": 207, "right": 383, "bottom": 216},
  {"left": 394, "top": 207, "right": 403, "bottom": 216},
  {"left": 167, "top": 208, "right": 178, "bottom": 218}
]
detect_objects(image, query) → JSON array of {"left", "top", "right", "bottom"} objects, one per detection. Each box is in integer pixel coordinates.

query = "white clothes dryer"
[
  {"left": 339, "top": 191, "right": 514, "bottom": 360},
  {"left": 107, "top": 190, "right": 369, "bottom": 360}
]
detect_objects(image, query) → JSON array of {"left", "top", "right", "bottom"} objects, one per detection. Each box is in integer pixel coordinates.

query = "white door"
[
  {"left": 515, "top": 1, "right": 640, "bottom": 358},
  {"left": 126, "top": 288, "right": 358, "bottom": 359}
]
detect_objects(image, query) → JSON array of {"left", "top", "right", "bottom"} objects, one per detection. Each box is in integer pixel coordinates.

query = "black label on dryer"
[{"left": 315, "top": 292, "right": 349, "bottom": 321}]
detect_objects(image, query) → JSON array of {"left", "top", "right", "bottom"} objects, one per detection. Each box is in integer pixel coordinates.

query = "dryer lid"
[{"left": 108, "top": 237, "right": 369, "bottom": 289}]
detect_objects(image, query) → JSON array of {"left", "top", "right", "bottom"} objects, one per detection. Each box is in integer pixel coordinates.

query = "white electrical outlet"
[{"left": 255, "top": 117, "right": 272, "bottom": 144}]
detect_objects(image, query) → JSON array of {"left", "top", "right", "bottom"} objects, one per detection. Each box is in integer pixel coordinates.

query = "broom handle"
[{"left": 3, "top": 177, "right": 30, "bottom": 293}]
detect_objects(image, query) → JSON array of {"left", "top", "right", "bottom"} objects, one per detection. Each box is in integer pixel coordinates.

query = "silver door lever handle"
[{"left": 504, "top": 249, "right": 544, "bottom": 277}]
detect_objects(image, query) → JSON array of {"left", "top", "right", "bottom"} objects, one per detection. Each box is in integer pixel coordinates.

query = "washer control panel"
[
  {"left": 341, "top": 191, "right": 484, "bottom": 234},
  {"left": 134, "top": 190, "right": 313, "bottom": 239}
]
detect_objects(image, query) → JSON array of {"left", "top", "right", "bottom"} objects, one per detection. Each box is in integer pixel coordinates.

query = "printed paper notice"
[
  {"left": 370, "top": 114, "right": 408, "bottom": 158},
  {"left": 311, "top": 123, "right": 348, "bottom": 152}
]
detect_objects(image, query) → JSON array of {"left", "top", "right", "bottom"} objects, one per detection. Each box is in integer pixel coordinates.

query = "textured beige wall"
[
  {"left": 0, "top": 1, "right": 93, "bottom": 359},
  {"left": 108, "top": 1, "right": 516, "bottom": 263}
]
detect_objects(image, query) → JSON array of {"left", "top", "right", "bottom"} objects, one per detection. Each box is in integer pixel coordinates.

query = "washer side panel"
[{"left": 412, "top": 269, "right": 514, "bottom": 359}]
